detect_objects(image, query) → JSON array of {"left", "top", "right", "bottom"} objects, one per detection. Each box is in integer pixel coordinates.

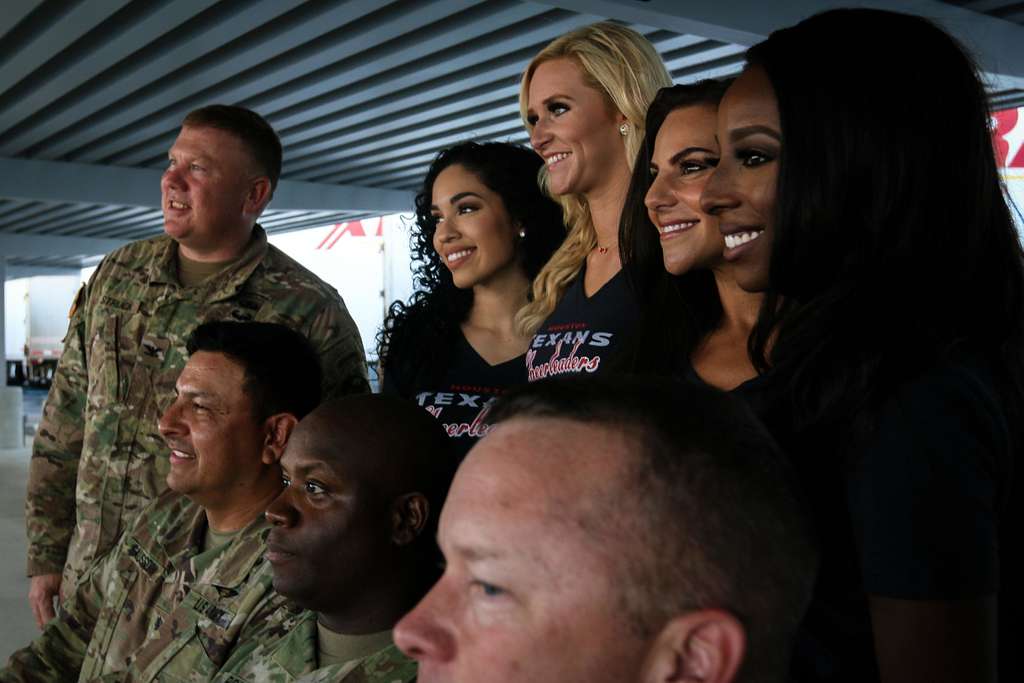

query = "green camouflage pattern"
[
  {"left": 213, "top": 607, "right": 416, "bottom": 683},
  {"left": 2, "top": 491, "right": 278, "bottom": 682},
  {"left": 26, "top": 226, "right": 368, "bottom": 589}
]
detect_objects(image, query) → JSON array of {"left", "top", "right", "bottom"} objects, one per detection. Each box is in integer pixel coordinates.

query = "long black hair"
[
  {"left": 377, "top": 142, "right": 565, "bottom": 394},
  {"left": 617, "top": 80, "right": 731, "bottom": 373},
  {"left": 746, "top": 8, "right": 1024, "bottom": 438}
]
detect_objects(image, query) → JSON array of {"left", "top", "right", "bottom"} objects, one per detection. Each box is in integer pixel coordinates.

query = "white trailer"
[{"left": 4, "top": 275, "right": 81, "bottom": 386}]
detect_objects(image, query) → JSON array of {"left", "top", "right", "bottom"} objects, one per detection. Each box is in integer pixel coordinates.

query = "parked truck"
[{"left": 5, "top": 275, "right": 81, "bottom": 386}]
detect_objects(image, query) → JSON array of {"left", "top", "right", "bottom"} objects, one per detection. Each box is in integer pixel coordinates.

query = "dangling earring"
[
  {"left": 518, "top": 228, "right": 526, "bottom": 239},
  {"left": 619, "top": 123, "right": 629, "bottom": 136}
]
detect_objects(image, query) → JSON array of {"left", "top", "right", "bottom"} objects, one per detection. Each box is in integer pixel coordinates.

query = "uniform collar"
[
  {"left": 149, "top": 225, "right": 269, "bottom": 298},
  {"left": 187, "top": 509, "right": 272, "bottom": 590}
]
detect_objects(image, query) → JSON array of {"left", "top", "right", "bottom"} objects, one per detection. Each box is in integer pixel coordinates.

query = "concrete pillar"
[{"left": 1, "top": 258, "right": 23, "bottom": 447}]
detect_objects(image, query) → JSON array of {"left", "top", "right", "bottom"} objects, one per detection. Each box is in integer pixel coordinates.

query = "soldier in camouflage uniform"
[
  {"left": 3, "top": 322, "right": 323, "bottom": 681},
  {"left": 211, "top": 395, "right": 458, "bottom": 682},
  {"left": 26, "top": 105, "right": 368, "bottom": 625}
]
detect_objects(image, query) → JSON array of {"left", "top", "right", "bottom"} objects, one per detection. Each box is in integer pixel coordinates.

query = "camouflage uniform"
[
  {"left": 213, "top": 604, "right": 416, "bottom": 683},
  {"left": 2, "top": 491, "right": 276, "bottom": 682},
  {"left": 26, "top": 226, "right": 368, "bottom": 595}
]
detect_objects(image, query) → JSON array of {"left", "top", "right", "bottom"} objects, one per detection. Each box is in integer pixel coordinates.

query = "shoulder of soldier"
[
  {"left": 221, "top": 604, "right": 316, "bottom": 681},
  {"left": 127, "top": 491, "right": 201, "bottom": 548},
  {"left": 103, "top": 233, "right": 173, "bottom": 268},
  {"left": 255, "top": 243, "right": 344, "bottom": 303},
  {"left": 301, "top": 643, "right": 416, "bottom": 683},
  {"left": 353, "top": 643, "right": 417, "bottom": 681},
  {"left": 88, "top": 233, "right": 172, "bottom": 291}
]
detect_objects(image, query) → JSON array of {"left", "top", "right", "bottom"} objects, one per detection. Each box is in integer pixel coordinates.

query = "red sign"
[
  {"left": 316, "top": 218, "right": 384, "bottom": 249},
  {"left": 994, "top": 108, "right": 1024, "bottom": 168}
]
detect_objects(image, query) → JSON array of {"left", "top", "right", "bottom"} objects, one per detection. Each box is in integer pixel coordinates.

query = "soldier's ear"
[
  {"left": 641, "top": 610, "right": 746, "bottom": 683},
  {"left": 391, "top": 493, "right": 429, "bottom": 546},
  {"left": 243, "top": 176, "right": 273, "bottom": 217},
  {"left": 261, "top": 412, "right": 298, "bottom": 465}
]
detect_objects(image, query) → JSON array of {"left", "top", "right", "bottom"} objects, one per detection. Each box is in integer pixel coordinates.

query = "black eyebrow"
[
  {"left": 430, "top": 191, "right": 484, "bottom": 212},
  {"left": 668, "top": 146, "right": 716, "bottom": 167},
  {"left": 729, "top": 125, "right": 781, "bottom": 142}
]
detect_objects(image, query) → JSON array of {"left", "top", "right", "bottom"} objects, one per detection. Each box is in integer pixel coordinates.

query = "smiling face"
[
  {"left": 700, "top": 66, "right": 781, "bottom": 292},
  {"left": 431, "top": 164, "right": 522, "bottom": 289},
  {"left": 526, "top": 58, "right": 629, "bottom": 199},
  {"left": 394, "top": 417, "right": 650, "bottom": 683},
  {"left": 644, "top": 104, "right": 725, "bottom": 276},
  {"left": 161, "top": 125, "right": 268, "bottom": 261},
  {"left": 158, "top": 351, "right": 270, "bottom": 509},
  {"left": 263, "top": 414, "right": 390, "bottom": 613}
]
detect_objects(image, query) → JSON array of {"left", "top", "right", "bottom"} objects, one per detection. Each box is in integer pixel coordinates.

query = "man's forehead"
[
  {"left": 177, "top": 351, "right": 245, "bottom": 391},
  {"left": 282, "top": 417, "right": 350, "bottom": 475},
  {"left": 169, "top": 125, "right": 249, "bottom": 156},
  {"left": 442, "top": 417, "right": 633, "bottom": 536}
]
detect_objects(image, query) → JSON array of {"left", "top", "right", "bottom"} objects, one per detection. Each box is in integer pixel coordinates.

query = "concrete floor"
[
  {"left": 0, "top": 441, "right": 39, "bottom": 661},
  {"left": 1, "top": 386, "right": 48, "bottom": 660}
]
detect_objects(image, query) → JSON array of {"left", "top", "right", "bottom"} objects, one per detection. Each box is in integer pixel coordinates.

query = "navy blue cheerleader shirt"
[{"left": 526, "top": 267, "right": 638, "bottom": 381}]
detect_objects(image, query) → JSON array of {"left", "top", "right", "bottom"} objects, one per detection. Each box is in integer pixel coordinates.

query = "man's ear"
[
  {"left": 243, "top": 176, "right": 273, "bottom": 217},
  {"left": 391, "top": 493, "right": 430, "bottom": 546},
  {"left": 642, "top": 610, "right": 746, "bottom": 683},
  {"left": 261, "top": 413, "right": 298, "bottom": 465}
]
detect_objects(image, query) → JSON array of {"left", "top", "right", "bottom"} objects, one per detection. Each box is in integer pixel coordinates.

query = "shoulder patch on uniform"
[{"left": 68, "top": 284, "right": 86, "bottom": 319}]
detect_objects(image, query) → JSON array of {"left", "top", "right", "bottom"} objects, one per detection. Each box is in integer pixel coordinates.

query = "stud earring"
[
  {"left": 619, "top": 123, "right": 629, "bottom": 136},
  {"left": 518, "top": 228, "right": 526, "bottom": 239}
]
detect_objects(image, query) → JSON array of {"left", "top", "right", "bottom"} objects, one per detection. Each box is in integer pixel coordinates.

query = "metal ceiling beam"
[
  {"left": 0, "top": 157, "right": 414, "bottom": 214},
  {"left": 0, "top": 232, "right": 127, "bottom": 258},
  {"left": 540, "top": 0, "right": 1024, "bottom": 89},
  {"left": 77, "top": 0, "right": 535, "bottom": 165},
  {"left": 0, "top": 0, "right": 43, "bottom": 42},
  {"left": 14, "top": 0, "right": 410, "bottom": 160},
  {"left": 0, "top": 0, "right": 134, "bottom": 100},
  {"left": 0, "top": 0, "right": 310, "bottom": 157},
  {"left": 0, "top": 0, "right": 221, "bottom": 139}
]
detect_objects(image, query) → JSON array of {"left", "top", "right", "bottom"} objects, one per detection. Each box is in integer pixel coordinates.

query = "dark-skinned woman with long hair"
[{"left": 701, "top": 9, "right": 1023, "bottom": 682}]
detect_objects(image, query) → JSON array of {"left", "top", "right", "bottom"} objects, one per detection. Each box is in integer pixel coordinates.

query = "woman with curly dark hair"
[
  {"left": 378, "top": 142, "right": 564, "bottom": 455},
  {"left": 701, "top": 9, "right": 1024, "bottom": 682}
]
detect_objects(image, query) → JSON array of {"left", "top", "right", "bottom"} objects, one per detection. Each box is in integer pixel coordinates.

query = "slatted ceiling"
[
  {"left": 2, "top": 0, "right": 1022, "bottom": 274},
  {"left": 944, "top": 0, "right": 1024, "bottom": 21},
  {"left": 7, "top": 205, "right": 90, "bottom": 235}
]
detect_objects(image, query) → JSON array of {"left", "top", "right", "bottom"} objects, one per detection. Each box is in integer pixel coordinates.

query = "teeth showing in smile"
[
  {"left": 171, "top": 450, "right": 195, "bottom": 460},
  {"left": 546, "top": 152, "right": 570, "bottom": 167},
  {"left": 724, "top": 230, "right": 763, "bottom": 249},
  {"left": 169, "top": 200, "right": 189, "bottom": 209},
  {"left": 447, "top": 249, "right": 474, "bottom": 263},
  {"left": 660, "top": 221, "right": 696, "bottom": 235}
]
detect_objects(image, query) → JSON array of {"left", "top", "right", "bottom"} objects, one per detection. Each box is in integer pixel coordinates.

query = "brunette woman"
[
  {"left": 617, "top": 80, "right": 764, "bottom": 391},
  {"left": 378, "top": 142, "right": 563, "bottom": 455}
]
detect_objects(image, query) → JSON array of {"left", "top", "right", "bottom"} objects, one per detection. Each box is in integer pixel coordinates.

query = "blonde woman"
[{"left": 517, "top": 22, "right": 671, "bottom": 381}]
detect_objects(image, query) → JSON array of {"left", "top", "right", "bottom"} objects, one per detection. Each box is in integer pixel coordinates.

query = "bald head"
[
  {"left": 264, "top": 395, "right": 457, "bottom": 631},
  {"left": 295, "top": 394, "right": 453, "bottom": 501}
]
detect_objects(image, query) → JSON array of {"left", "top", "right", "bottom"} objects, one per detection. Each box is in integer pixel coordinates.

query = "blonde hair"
[{"left": 514, "top": 22, "right": 672, "bottom": 336}]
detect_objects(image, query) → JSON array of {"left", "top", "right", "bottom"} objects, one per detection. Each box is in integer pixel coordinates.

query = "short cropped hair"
[
  {"left": 186, "top": 321, "right": 321, "bottom": 422},
  {"left": 488, "top": 376, "right": 818, "bottom": 683},
  {"left": 182, "top": 104, "right": 282, "bottom": 192}
]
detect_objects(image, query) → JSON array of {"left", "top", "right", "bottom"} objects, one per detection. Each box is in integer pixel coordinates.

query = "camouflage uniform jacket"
[
  {"left": 26, "top": 226, "right": 368, "bottom": 589},
  {"left": 2, "top": 492, "right": 276, "bottom": 682},
  {"left": 212, "top": 605, "right": 417, "bottom": 683}
]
